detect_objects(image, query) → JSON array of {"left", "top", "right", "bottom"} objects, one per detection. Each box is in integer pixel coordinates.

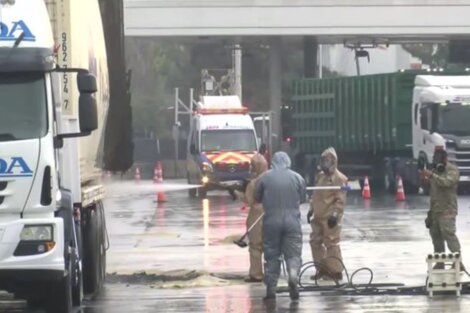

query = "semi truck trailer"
[
  {"left": 291, "top": 70, "right": 470, "bottom": 194},
  {"left": 0, "top": 0, "right": 109, "bottom": 311}
]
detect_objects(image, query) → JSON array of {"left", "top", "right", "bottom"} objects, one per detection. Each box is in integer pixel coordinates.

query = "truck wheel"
[
  {"left": 198, "top": 188, "right": 207, "bottom": 199},
  {"left": 27, "top": 294, "right": 45, "bottom": 309},
  {"left": 188, "top": 173, "right": 197, "bottom": 197},
  {"left": 82, "top": 206, "right": 101, "bottom": 295},
  {"left": 189, "top": 188, "right": 197, "bottom": 197},
  {"left": 48, "top": 261, "right": 73, "bottom": 313},
  {"left": 404, "top": 181, "right": 419, "bottom": 195},
  {"left": 97, "top": 201, "right": 107, "bottom": 290},
  {"left": 71, "top": 247, "right": 83, "bottom": 306}
]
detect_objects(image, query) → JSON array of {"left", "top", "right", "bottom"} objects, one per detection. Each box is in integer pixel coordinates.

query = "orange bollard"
[
  {"left": 395, "top": 176, "right": 406, "bottom": 202},
  {"left": 156, "top": 162, "right": 166, "bottom": 203},
  {"left": 134, "top": 167, "right": 141, "bottom": 183},
  {"left": 153, "top": 164, "right": 159, "bottom": 184},
  {"left": 362, "top": 176, "right": 371, "bottom": 200}
]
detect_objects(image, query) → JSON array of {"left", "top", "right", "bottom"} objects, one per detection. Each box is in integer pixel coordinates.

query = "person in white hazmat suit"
[{"left": 255, "top": 152, "right": 307, "bottom": 301}]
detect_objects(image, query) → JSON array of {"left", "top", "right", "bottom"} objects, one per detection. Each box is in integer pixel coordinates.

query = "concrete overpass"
[
  {"left": 125, "top": 0, "right": 470, "bottom": 42},
  {"left": 124, "top": 0, "right": 470, "bottom": 150}
]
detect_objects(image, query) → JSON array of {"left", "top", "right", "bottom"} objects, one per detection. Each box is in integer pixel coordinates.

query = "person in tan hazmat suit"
[
  {"left": 308, "top": 147, "right": 348, "bottom": 281},
  {"left": 236, "top": 153, "right": 268, "bottom": 282}
]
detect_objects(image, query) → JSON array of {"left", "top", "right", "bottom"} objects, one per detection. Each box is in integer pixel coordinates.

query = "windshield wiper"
[{"left": 0, "top": 133, "right": 16, "bottom": 141}]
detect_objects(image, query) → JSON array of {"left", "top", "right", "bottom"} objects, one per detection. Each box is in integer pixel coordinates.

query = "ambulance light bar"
[{"left": 197, "top": 107, "right": 249, "bottom": 115}]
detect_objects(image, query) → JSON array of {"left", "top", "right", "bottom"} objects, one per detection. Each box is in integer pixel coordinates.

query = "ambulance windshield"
[{"left": 201, "top": 129, "right": 257, "bottom": 152}]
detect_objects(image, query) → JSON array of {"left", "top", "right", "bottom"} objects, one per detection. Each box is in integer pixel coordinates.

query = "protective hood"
[
  {"left": 320, "top": 147, "right": 338, "bottom": 173},
  {"left": 271, "top": 152, "right": 291, "bottom": 170},
  {"left": 251, "top": 153, "right": 268, "bottom": 178}
]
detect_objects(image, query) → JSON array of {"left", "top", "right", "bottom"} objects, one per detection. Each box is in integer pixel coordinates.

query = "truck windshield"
[
  {"left": 201, "top": 129, "right": 257, "bottom": 152},
  {"left": 438, "top": 103, "right": 470, "bottom": 136},
  {"left": 0, "top": 73, "right": 47, "bottom": 141}
]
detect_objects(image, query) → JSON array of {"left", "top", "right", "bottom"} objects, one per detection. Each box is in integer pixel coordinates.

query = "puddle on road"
[{"left": 106, "top": 270, "right": 246, "bottom": 289}]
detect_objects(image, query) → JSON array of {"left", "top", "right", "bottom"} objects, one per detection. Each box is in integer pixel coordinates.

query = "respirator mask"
[
  {"left": 432, "top": 150, "right": 447, "bottom": 173},
  {"left": 320, "top": 155, "right": 335, "bottom": 175}
]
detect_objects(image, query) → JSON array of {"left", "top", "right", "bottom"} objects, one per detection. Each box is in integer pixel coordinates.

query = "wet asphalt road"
[{"left": 4, "top": 179, "right": 470, "bottom": 312}]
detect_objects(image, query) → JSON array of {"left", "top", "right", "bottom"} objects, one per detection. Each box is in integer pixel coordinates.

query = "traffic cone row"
[
  {"left": 155, "top": 162, "right": 166, "bottom": 203},
  {"left": 362, "top": 176, "right": 371, "bottom": 200},
  {"left": 361, "top": 175, "right": 406, "bottom": 202}
]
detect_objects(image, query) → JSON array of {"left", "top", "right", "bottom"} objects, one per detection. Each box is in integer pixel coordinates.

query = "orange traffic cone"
[
  {"left": 396, "top": 176, "right": 406, "bottom": 202},
  {"left": 156, "top": 162, "right": 166, "bottom": 203},
  {"left": 362, "top": 176, "right": 371, "bottom": 200},
  {"left": 153, "top": 164, "right": 160, "bottom": 184},
  {"left": 134, "top": 167, "right": 141, "bottom": 183}
]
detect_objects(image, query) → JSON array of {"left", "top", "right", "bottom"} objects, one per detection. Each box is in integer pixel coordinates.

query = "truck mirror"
[
  {"left": 79, "top": 94, "right": 98, "bottom": 133},
  {"left": 430, "top": 103, "right": 440, "bottom": 134},
  {"left": 77, "top": 73, "right": 97, "bottom": 94},
  {"left": 190, "top": 144, "right": 197, "bottom": 155}
]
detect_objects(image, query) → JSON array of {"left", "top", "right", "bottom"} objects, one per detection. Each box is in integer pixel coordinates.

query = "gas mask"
[
  {"left": 432, "top": 151, "right": 447, "bottom": 173},
  {"left": 320, "top": 155, "right": 335, "bottom": 175}
]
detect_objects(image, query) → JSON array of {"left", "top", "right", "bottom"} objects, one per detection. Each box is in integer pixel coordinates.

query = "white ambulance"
[{"left": 187, "top": 96, "right": 258, "bottom": 198}]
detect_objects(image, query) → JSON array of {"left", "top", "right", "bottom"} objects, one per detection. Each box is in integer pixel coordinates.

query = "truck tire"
[
  {"left": 404, "top": 180, "right": 419, "bottom": 195},
  {"left": 189, "top": 188, "right": 197, "bottom": 197},
  {"left": 47, "top": 261, "right": 73, "bottom": 313},
  {"left": 198, "top": 187, "right": 207, "bottom": 199},
  {"left": 188, "top": 173, "right": 197, "bottom": 197},
  {"left": 71, "top": 247, "right": 83, "bottom": 306},
  {"left": 97, "top": 201, "right": 107, "bottom": 290},
  {"left": 82, "top": 205, "right": 101, "bottom": 295}
]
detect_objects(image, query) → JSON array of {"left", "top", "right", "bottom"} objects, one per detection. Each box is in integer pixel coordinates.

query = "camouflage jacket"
[{"left": 429, "top": 163, "right": 459, "bottom": 217}]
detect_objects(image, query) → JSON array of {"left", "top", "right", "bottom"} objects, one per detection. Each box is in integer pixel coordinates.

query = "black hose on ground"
[{"left": 298, "top": 256, "right": 376, "bottom": 291}]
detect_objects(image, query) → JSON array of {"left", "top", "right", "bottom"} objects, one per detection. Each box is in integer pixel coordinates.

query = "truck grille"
[{"left": 446, "top": 144, "right": 470, "bottom": 175}]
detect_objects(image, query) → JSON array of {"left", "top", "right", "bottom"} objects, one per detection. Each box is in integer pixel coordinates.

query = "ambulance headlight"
[
  {"left": 202, "top": 162, "right": 213, "bottom": 173},
  {"left": 20, "top": 225, "right": 53, "bottom": 241}
]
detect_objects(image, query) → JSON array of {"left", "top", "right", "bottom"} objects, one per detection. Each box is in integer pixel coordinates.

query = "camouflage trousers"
[{"left": 429, "top": 215, "right": 461, "bottom": 253}]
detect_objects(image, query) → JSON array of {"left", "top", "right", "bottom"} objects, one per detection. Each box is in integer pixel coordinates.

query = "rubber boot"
[
  {"left": 288, "top": 281, "right": 299, "bottom": 300},
  {"left": 263, "top": 287, "right": 276, "bottom": 301}
]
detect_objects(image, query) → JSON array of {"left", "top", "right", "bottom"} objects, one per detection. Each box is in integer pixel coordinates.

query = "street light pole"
[{"left": 174, "top": 88, "right": 180, "bottom": 178}]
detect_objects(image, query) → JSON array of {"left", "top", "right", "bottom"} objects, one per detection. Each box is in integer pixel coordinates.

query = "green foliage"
[
  {"left": 125, "top": 38, "right": 199, "bottom": 137},
  {"left": 125, "top": 39, "right": 314, "bottom": 137}
]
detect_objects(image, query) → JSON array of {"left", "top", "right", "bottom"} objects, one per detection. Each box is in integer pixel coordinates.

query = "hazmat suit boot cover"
[
  {"left": 255, "top": 152, "right": 307, "bottom": 291},
  {"left": 309, "top": 147, "right": 348, "bottom": 276}
]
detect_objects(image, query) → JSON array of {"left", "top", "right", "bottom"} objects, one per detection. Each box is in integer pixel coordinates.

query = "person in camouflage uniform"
[{"left": 421, "top": 149, "right": 463, "bottom": 269}]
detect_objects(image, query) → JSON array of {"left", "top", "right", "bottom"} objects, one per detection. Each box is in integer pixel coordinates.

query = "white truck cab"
[
  {"left": 0, "top": 1, "right": 108, "bottom": 311},
  {"left": 412, "top": 75, "right": 470, "bottom": 183},
  {"left": 187, "top": 96, "right": 258, "bottom": 198}
]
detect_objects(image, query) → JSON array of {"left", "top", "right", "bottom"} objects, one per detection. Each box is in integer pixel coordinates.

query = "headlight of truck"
[
  {"left": 20, "top": 225, "right": 53, "bottom": 241},
  {"left": 202, "top": 162, "right": 213, "bottom": 173}
]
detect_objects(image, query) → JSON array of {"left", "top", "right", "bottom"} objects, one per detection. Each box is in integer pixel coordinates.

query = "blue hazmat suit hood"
[{"left": 271, "top": 151, "right": 291, "bottom": 170}]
